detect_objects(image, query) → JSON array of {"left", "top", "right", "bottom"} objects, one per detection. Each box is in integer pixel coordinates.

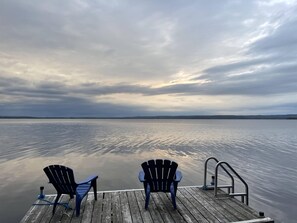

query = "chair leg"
[
  {"left": 76, "top": 197, "right": 81, "bottom": 217},
  {"left": 170, "top": 183, "right": 177, "bottom": 209},
  {"left": 174, "top": 182, "right": 178, "bottom": 196},
  {"left": 53, "top": 193, "right": 61, "bottom": 215},
  {"left": 92, "top": 179, "right": 97, "bottom": 201},
  {"left": 145, "top": 185, "right": 151, "bottom": 209}
]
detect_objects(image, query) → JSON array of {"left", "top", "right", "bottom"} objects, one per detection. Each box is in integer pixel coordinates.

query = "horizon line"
[{"left": 0, "top": 114, "right": 297, "bottom": 120}]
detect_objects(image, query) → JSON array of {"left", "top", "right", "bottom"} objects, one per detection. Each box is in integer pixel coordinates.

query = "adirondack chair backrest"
[
  {"left": 43, "top": 165, "right": 77, "bottom": 195},
  {"left": 141, "top": 159, "right": 178, "bottom": 192}
]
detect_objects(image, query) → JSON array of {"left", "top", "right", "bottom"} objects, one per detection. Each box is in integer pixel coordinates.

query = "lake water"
[{"left": 0, "top": 119, "right": 296, "bottom": 222}]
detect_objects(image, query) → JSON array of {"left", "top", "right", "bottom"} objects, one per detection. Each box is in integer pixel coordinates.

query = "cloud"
[
  {"left": 1, "top": 0, "right": 297, "bottom": 116},
  {"left": 0, "top": 1, "right": 269, "bottom": 80},
  {"left": 249, "top": 7, "right": 297, "bottom": 57}
]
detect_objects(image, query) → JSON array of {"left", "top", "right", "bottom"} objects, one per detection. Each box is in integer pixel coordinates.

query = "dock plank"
[
  {"left": 188, "top": 187, "right": 239, "bottom": 222},
  {"left": 33, "top": 196, "right": 56, "bottom": 223},
  {"left": 187, "top": 187, "right": 230, "bottom": 222},
  {"left": 21, "top": 195, "right": 55, "bottom": 223},
  {"left": 22, "top": 186, "right": 273, "bottom": 223},
  {"left": 49, "top": 195, "right": 71, "bottom": 222},
  {"left": 59, "top": 197, "right": 75, "bottom": 223},
  {"left": 169, "top": 195, "right": 198, "bottom": 223},
  {"left": 92, "top": 192, "right": 104, "bottom": 223},
  {"left": 216, "top": 190, "right": 259, "bottom": 219},
  {"left": 150, "top": 193, "right": 175, "bottom": 223},
  {"left": 102, "top": 192, "right": 112, "bottom": 223},
  {"left": 81, "top": 194, "right": 95, "bottom": 223},
  {"left": 180, "top": 188, "right": 220, "bottom": 222},
  {"left": 175, "top": 189, "right": 208, "bottom": 223},
  {"left": 134, "top": 190, "right": 154, "bottom": 223},
  {"left": 120, "top": 191, "right": 133, "bottom": 223},
  {"left": 201, "top": 189, "right": 248, "bottom": 221},
  {"left": 127, "top": 191, "right": 143, "bottom": 223},
  {"left": 140, "top": 190, "right": 164, "bottom": 223},
  {"left": 39, "top": 196, "right": 58, "bottom": 223},
  {"left": 67, "top": 194, "right": 88, "bottom": 223},
  {"left": 158, "top": 192, "right": 186, "bottom": 223},
  {"left": 111, "top": 192, "right": 123, "bottom": 223}
]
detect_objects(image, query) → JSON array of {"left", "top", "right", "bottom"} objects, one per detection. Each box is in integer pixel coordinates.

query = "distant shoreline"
[{"left": 0, "top": 115, "right": 296, "bottom": 120}]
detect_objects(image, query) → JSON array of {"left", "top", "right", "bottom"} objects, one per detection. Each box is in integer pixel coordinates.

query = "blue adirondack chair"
[
  {"left": 138, "top": 159, "right": 182, "bottom": 209},
  {"left": 43, "top": 165, "right": 98, "bottom": 217}
]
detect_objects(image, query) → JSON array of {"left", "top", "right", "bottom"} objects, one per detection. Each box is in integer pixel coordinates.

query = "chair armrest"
[
  {"left": 138, "top": 171, "right": 145, "bottom": 182},
  {"left": 78, "top": 175, "right": 98, "bottom": 185},
  {"left": 174, "top": 171, "right": 182, "bottom": 182}
]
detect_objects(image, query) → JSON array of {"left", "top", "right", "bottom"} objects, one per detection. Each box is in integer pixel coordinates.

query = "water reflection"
[{"left": 0, "top": 119, "right": 297, "bottom": 222}]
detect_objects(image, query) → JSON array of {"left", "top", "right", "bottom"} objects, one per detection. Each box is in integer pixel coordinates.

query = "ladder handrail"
[
  {"left": 203, "top": 157, "right": 235, "bottom": 192},
  {"left": 215, "top": 161, "right": 249, "bottom": 205}
]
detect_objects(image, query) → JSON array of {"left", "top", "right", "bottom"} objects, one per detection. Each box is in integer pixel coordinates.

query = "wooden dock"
[{"left": 21, "top": 186, "right": 274, "bottom": 223}]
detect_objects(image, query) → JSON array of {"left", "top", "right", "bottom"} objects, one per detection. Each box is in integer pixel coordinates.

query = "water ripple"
[{"left": 0, "top": 119, "right": 297, "bottom": 222}]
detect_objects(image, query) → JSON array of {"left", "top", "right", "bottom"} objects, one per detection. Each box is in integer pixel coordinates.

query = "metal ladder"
[{"left": 202, "top": 157, "right": 249, "bottom": 205}]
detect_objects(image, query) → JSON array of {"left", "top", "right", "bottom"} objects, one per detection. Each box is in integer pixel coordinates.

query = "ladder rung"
[
  {"left": 206, "top": 185, "right": 233, "bottom": 189},
  {"left": 229, "top": 193, "right": 247, "bottom": 197}
]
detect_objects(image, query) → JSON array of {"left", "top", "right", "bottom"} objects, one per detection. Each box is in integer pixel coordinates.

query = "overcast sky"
[{"left": 0, "top": 0, "right": 297, "bottom": 117}]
